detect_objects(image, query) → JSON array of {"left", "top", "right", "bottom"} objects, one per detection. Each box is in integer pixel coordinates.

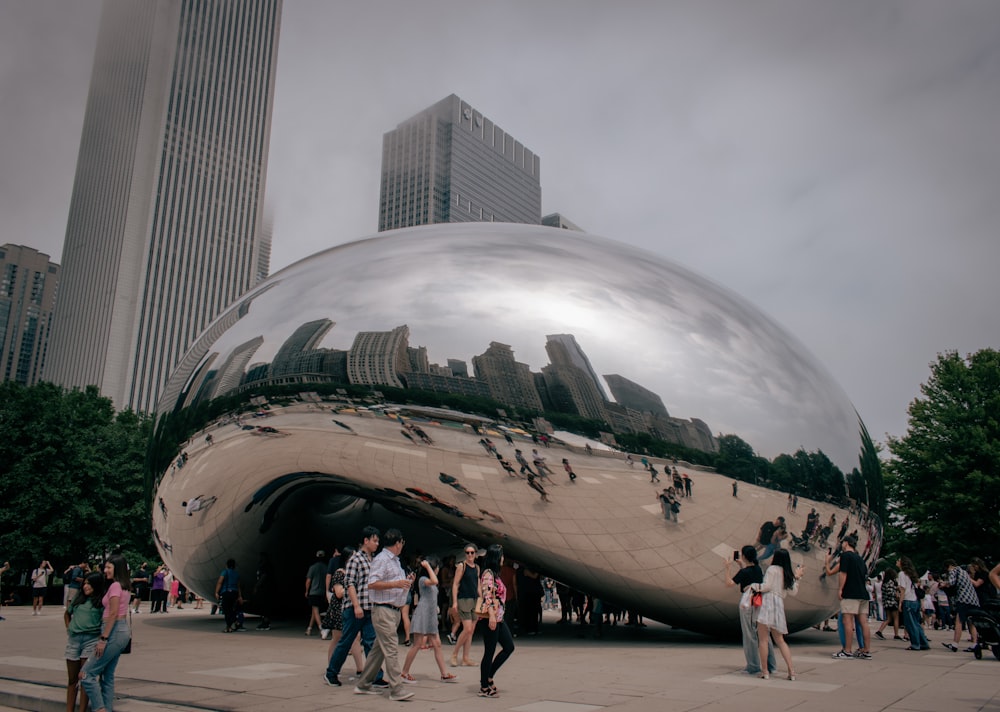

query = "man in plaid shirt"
[
  {"left": 942, "top": 559, "right": 980, "bottom": 653},
  {"left": 325, "top": 526, "right": 386, "bottom": 687}
]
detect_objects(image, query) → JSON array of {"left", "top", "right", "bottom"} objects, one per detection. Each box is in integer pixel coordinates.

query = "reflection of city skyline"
[{"left": 191, "top": 319, "right": 716, "bottom": 453}]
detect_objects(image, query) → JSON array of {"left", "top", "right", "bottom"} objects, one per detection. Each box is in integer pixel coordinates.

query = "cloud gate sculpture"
[{"left": 151, "top": 223, "right": 882, "bottom": 636}]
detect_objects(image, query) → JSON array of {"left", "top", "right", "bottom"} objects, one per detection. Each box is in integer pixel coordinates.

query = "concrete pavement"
[{"left": 0, "top": 605, "right": 996, "bottom": 712}]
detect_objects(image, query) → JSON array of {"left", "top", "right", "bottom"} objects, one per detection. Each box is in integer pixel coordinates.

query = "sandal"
[
  {"left": 461, "top": 658, "right": 477, "bottom": 666},
  {"left": 478, "top": 686, "right": 498, "bottom": 698},
  {"left": 400, "top": 672, "right": 417, "bottom": 683},
  {"left": 440, "top": 673, "right": 458, "bottom": 682}
]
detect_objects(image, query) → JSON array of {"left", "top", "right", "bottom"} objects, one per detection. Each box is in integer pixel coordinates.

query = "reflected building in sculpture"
[{"left": 150, "top": 224, "right": 882, "bottom": 636}]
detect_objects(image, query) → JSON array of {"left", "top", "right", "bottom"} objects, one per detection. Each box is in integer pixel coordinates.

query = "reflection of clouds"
[{"left": 164, "top": 224, "right": 861, "bottom": 469}]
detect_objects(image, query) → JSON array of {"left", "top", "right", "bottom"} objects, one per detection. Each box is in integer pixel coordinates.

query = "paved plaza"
[{"left": 0, "top": 606, "right": 997, "bottom": 712}]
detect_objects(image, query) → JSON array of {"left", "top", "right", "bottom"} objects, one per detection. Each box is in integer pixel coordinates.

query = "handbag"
[
  {"left": 752, "top": 591, "right": 763, "bottom": 608},
  {"left": 475, "top": 575, "right": 496, "bottom": 618},
  {"left": 121, "top": 601, "right": 133, "bottom": 654}
]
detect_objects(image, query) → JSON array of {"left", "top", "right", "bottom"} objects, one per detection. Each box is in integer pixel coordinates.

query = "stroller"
[
  {"left": 966, "top": 598, "right": 1000, "bottom": 660},
  {"left": 789, "top": 530, "right": 812, "bottom": 552}
]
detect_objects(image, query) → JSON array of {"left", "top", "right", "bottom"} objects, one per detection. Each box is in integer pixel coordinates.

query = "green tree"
[
  {"left": 0, "top": 382, "right": 155, "bottom": 570},
  {"left": 715, "top": 434, "right": 769, "bottom": 484},
  {"left": 885, "top": 349, "right": 1000, "bottom": 566}
]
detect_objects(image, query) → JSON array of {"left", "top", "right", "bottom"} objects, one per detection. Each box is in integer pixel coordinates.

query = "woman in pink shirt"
[
  {"left": 79, "top": 554, "right": 131, "bottom": 712},
  {"left": 476, "top": 545, "right": 515, "bottom": 698}
]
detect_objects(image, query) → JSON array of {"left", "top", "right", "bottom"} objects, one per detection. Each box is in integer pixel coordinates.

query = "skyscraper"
[
  {"left": 0, "top": 244, "right": 60, "bottom": 386},
  {"left": 44, "top": 0, "right": 282, "bottom": 413},
  {"left": 378, "top": 94, "right": 541, "bottom": 231}
]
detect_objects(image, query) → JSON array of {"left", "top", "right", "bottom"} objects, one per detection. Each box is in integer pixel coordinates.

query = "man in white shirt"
[{"left": 354, "top": 529, "right": 415, "bottom": 702}]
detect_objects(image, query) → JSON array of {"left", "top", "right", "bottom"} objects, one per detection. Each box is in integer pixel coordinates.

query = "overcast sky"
[{"left": 2, "top": 0, "right": 998, "bottom": 446}]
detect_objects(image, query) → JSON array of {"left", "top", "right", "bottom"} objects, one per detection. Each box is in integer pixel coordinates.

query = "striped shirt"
[{"left": 344, "top": 549, "right": 373, "bottom": 611}]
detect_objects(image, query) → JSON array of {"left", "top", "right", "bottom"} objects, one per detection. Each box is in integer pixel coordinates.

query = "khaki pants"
[{"left": 359, "top": 605, "right": 403, "bottom": 695}]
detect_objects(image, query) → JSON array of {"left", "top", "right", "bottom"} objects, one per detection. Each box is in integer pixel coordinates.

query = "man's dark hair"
[
  {"left": 382, "top": 528, "right": 403, "bottom": 547},
  {"left": 843, "top": 535, "right": 858, "bottom": 550},
  {"left": 361, "top": 525, "right": 380, "bottom": 542}
]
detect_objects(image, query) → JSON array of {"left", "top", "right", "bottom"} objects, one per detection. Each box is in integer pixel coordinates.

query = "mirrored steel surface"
[{"left": 152, "top": 224, "right": 881, "bottom": 635}]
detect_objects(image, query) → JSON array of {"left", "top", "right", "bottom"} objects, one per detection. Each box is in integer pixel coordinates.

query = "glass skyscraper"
[
  {"left": 378, "top": 94, "right": 541, "bottom": 231},
  {"left": 45, "top": 0, "right": 281, "bottom": 413}
]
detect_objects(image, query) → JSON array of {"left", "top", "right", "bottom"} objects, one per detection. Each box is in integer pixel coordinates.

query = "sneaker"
[
  {"left": 854, "top": 650, "right": 872, "bottom": 660},
  {"left": 874, "top": 630, "right": 885, "bottom": 640},
  {"left": 389, "top": 691, "right": 415, "bottom": 702},
  {"left": 371, "top": 679, "right": 390, "bottom": 689},
  {"left": 400, "top": 673, "right": 417, "bottom": 684},
  {"left": 320, "top": 629, "right": 330, "bottom": 640},
  {"left": 446, "top": 632, "right": 457, "bottom": 645},
  {"left": 942, "top": 643, "right": 958, "bottom": 652},
  {"left": 964, "top": 646, "right": 979, "bottom": 653},
  {"left": 831, "top": 650, "right": 852, "bottom": 659},
  {"left": 323, "top": 672, "right": 341, "bottom": 687},
  {"left": 354, "top": 686, "right": 380, "bottom": 695}
]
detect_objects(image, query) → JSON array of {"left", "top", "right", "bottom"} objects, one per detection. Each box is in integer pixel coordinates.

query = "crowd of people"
[{"left": 726, "top": 512, "right": 1000, "bottom": 681}]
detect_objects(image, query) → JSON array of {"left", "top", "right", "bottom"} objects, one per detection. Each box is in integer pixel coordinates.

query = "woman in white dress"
[{"left": 751, "top": 549, "right": 803, "bottom": 680}]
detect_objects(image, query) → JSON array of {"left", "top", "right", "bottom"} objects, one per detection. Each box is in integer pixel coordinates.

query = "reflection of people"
[
  {"left": 439, "top": 472, "right": 475, "bottom": 498},
  {"left": 724, "top": 546, "right": 775, "bottom": 676},
  {"left": 183, "top": 495, "right": 217, "bottom": 516},
  {"left": 476, "top": 544, "right": 515, "bottom": 698},
  {"left": 561, "top": 458, "right": 577, "bottom": 482}
]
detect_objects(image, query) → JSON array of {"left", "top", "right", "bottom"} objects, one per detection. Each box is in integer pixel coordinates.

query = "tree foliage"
[
  {"left": 0, "top": 382, "right": 155, "bottom": 571},
  {"left": 885, "top": 349, "right": 1000, "bottom": 567}
]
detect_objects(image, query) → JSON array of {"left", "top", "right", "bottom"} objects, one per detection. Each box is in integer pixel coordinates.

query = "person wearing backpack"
[{"left": 214, "top": 559, "right": 243, "bottom": 633}]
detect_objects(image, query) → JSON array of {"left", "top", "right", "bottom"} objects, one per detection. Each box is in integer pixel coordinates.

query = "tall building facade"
[
  {"left": 347, "top": 325, "right": 411, "bottom": 389},
  {"left": 378, "top": 94, "right": 541, "bottom": 231},
  {"left": 0, "top": 245, "right": 60, "bottom": 385},
  {"left": 44, "top": 0, "right": 282, "bottom": 412}
]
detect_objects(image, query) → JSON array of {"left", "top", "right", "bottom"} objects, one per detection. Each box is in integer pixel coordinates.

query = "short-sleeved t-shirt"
[
  {"left": 839, "top": 551, "right": 870, "bottom": 600},
  {"left": 732, "top": 564, "right": 764, "bottom": 593},
  {"left": 102, "top": 581, "right": 131, "bottom": 619},
  {"left": 306, "top": 562, "right": 327, "bottom": 596}
]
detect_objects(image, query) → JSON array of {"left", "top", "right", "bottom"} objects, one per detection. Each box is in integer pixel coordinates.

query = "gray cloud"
[{"left": 2, "top": 0, "right": 999, "bottom": 445}]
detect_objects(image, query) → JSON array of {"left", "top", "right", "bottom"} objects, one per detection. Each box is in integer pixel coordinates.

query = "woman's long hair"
[
  {"left": 71, "top": 571, "right": 106, "bottom": 608},
  {"left": 107, "top": 554, "right": 132, "bottom": 592},
  {"left": 898, "top": 556, "right": 919, "bottom": 584},
  {"left": 481, "top": 544, "right": 503, "bottom": 577},
  {"left": 771, "top": 549, "right": 796, "bottom": 589}
]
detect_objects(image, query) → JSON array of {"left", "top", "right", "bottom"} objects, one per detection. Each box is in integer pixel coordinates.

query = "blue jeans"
[
  {"left": 902, "top": 600, "right": 928, "bottom": 648},
  {"left": 80, "top": 620, "right": 129, "bottom": 712},
  {"left": 326, "top": 605, "right": 378, "bottom": 678},
  {"left": 838, "top": 612, "right": 864, "bottom": 650}
]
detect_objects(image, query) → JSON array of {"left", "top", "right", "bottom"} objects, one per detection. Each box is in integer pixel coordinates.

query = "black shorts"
[{"left": 308, "top": 594, "right": 327, "bottom": 609}]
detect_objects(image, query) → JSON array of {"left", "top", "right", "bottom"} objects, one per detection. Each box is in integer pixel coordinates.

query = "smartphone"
[
  {"left": 828, "top": 547, "right": 833, "bottom": 555},
  {"left": 733, "top": 550, "right": 740, "bottom": 561}
]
